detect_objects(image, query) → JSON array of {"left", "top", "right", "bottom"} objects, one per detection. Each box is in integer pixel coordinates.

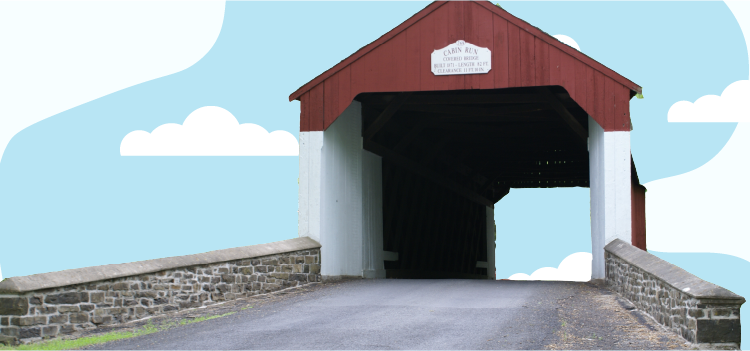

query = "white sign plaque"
[{"left": 431, "top": 40, "right": 491, "bottom": 76}]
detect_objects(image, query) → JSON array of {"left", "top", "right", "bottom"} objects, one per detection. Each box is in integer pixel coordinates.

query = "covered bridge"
[{"left": 291, "top": 0, "right": 647, "bottom": 280}]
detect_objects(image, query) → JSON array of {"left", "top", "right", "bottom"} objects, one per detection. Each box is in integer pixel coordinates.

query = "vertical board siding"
[
  {"left": 631, "top": 183, "right": 646, "bottom": 251},
  {"left": 336, "top": 66, "right": 351, "bottom": 128},
  {"left": 593, "top": 70, "right": 606, "bottom": 128},
  {"left": 604, "top": 77, "right": 616, "bottom": 131},
  {"left": 309, "top": 83, "right": 325, "bottom": 131},
  {"left": 519, "top": 30, "right": 535, "bottom": 87},
  {"left": 534, "top": 38, "right": 549, "bottom": 86},
  {"left": 615, "top": 85, "right": 631, "bottom": 131},
  {"left": 419, "top": 12, "right": 436, "bottom": 91},
  {"left": 324, "top": 75, "right": 339, "bottom": 129},
  {"left": 574, "top": 60, "right": 587, "bottom": 108},
  {"left": 405, "top": 24, "right": 421, "bottom": 92},
  {"left": 492, "top": 15, "right": 509, "bottom": 89},
  {"left": 470, "top": 2, "right": 494, "bottom": 89},
  {"left": 560, "top": 52, "right": 576, "bottom": 101},
  {"left": 507, "top": 23, "right": 521, "bottom": 87},
  {"left": 298, "top": 2, "right": 634, "bottom": 132}
]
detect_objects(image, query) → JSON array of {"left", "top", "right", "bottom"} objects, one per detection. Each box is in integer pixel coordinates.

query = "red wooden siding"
[
  {"left": 291, "top": 0, "right": 640, "bottom": 132},
  {"left": 631, "top": 156, "right": 646, "bottom": 250}
]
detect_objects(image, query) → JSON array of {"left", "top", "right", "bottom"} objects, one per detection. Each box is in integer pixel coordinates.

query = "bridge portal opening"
[{"left": 358, "top": 87, "right": 590, "bottom": 279}]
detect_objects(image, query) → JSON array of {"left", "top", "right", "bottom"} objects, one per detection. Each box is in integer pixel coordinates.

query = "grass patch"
[{"left": 0, "top": 311, "right": 238, "bottom": 351}]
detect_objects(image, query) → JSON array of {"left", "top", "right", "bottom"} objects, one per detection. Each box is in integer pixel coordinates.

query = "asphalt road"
[{"left": 92, "top": 279, "right": 575, "bottom": 350}]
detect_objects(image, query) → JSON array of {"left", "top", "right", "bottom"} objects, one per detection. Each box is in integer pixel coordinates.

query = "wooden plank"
[
  {"left": 337, "top": 66, "right": 351, "bottom": 121},
  {"left": 560, "top": 52, "right": 576, "bottom": 101},
  {"left": 365, "top": 140, "right": 494, "bottom": 208},
  {"left": 363, "top": 92, "right": 411, "bottom": 140},
  {"left": 615, "top": 84, "right": 630, "bottom": 131},
  {"left": 463, "top": 1, "right": 474, "bottom": 90},
  {"left": 507, "top": 23, "right": 520, "bottom": 87},
  {"left": 604, "top": 76, "right": 616, "bottom": 131},
  {"left": 472, "top": 2, "right": 494, "bottom": 89},
  {"left": 574, "top": 60, "right": 587, "bottom": 109},
  {"left": 324, "top": 73, "right": 339, "bottom": 129},
  {"left": 593, "top": 70, "right": 605, "bottom": 129},
  {"left": 419, "top": 12, "right": 436, "bottom": 92},
  {"left": 442, "top": 1, "right": 464, "bottom": 91},
  {"left": 405, "top": 22, "right": 421, "bottom": 92},
  {"left": 309, "top": 83, "right": 325, "bottom": 131},
  {"left": 299, "top": 92, "right": 309, "bottom": 132},
  {"left": 585, "top": 66, "right": 595, "bottom": 117},
  {"left": 536, "top": 87, "right": 587, "bottom": 144},
  {"left": 534, "top": 37, "right": 549, "bottom": 86},
  {"left": 492, "top": 15, "right": 509, "bottom": 89},
  {"left": 549, "top": 46, "right": 562, "bottom": 87},
  {"left": 519, "top": 30, "right": 535, "bottom": 87}
]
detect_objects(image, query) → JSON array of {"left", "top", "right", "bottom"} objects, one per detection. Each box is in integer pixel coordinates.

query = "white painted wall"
[
  {"left": 588, "top": 116, "right": 632, "bottom": 279},
  {"left": 486, "top": 206, "right": 496, "bottom": 280},
  {"left": 362, "top": 150, "right": 385, "bottom": 278},
  {"left": 298, "top": 131, "right": 323, "bottom": 243},
  {"left": 319, "top": 101, "right": 364, "bottom": 277}
]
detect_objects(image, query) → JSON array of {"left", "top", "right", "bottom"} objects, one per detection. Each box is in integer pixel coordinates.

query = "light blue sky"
[{"left": 0, "top": 1, "right": 746, "bottom": 299}]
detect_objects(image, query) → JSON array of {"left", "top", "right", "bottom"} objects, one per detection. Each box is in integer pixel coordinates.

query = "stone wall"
[
  {"left": 0, "top": 238, "right": 321, "bottom": 346},
  {"left": 605, "top": 239, "right": 744, "bottom": 349}
]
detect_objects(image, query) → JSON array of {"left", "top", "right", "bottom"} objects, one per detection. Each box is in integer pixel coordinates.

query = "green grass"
[{"left": 0, "top": 312, "right": 238, "bottom": 351}]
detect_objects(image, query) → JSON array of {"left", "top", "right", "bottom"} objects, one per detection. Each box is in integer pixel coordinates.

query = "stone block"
[
  {"left": 29, "top": 296, "right": 43, "bottom": 305},
  {"left": 41, "top": 326, "right": 58, "bottom": 337},
  {"left": 124, "top": 299, "right": 138, "bottom": 306},
  {"left": 140, "top": 299, "right": 152, "bottom": 307},
  {"left": 216, "top": 284, "right": 229, "bottom": 293},
  {"left": 19, "top": 327, "right": 40, "bottom": 339},
  {"left": 48, "top": 315, "right": 67, "bottom": 324},
  {"left": 11, "top": 316, "right": 46, "bottom": 326},
  {"left": 153, "top": 284, "right": 167, "bottom": 290},
  {"left": 696, "top": 319, "right": 741, "bottom": 344},
  {"left": 257, "top": 276, "right": 266, "bottom": 283},
  {"left": 0, "top": 317, "right": 7, "bottom": 326},
  {"left": 261, "top": 259, "right": 278, "bottom": 266},
  {"left": 59, "top": 325, "right": 76, "bottom": 335},
  {"left": 111, "top": 283, "right": 130, "bottom": 291},
  {"left": 292, "top": 264, "right": 303, "bottom": 273},
  {"left": 272, "top": 272, "right": 290, "bottom": 280},
  {"left": 1, "top": 327, "right": 19, "bottom": 337},
  {"left": 199, "top": 276, "right": 210, "bottom": 283},
  {"left": 178, "top": 301, "right": 201, "bottom": 309},
  {"left": 240, "top": 267, "right": 253, "bottom": 275},
  {"left": 57, "top": 305, "right": 80, "bottom": 313},
  {"left": 280, "top": 265, "right": 293, "bottom": 273},
  {"left": 68, "top": 313, "right": 89, "bottom": 324},
  {"left": 136, "top": 291, "right": 157, "bottom": 299},
  {"left": 0, "top": 334, "right": 18, "bottom": 346},
  {"left": 45, "top": 292, "right": 89, "bottom": 304},
  {"left": 0, "top": 298, "right": 29, "bottom": 315},
  {"left": 305, "top": 256, "right": 314, "bottom": 264},
  {"left": 163, "top": 305, "right": 178, "bottom": 312},
  {"left": 255, "top": 266, "right": 268, "bottom": 273},
  {"left": 90, "top": 292, "right": 105, "bottom": 304},
  {"left": 92, "top": 315, "right": 113, "bottom": 325},
  {"left": 210, "top": 277, "right": 221, "bottom": 284},
  {"left": 310, "top": 264, "right": 321, "bottom": 274},
  {"left": 217, "top": 268, "right": 229, "bottom": 274}
]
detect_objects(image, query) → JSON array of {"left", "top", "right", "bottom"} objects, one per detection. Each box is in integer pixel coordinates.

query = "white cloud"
[
  {"left": 553, "top": 34, "right": 581, "bottom": 51},
  {"left": 668, "top": 80, "right": 750, "bottom": 122},
  {"left": 121, "top": 106, "right": 299, "bottom": 156},
  {"left": 0, "top": 1, "right": 225, "bottom": 163},
  {"left": 645, "top": 122, "right": 750, "bottom": 262},
  {"left": 508, "top": 252, "right": 591, "bottom": 282}
]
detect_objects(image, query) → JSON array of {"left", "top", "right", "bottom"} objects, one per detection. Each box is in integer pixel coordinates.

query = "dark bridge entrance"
[{"left": 357, "top": 87, "right": 591, "bottom": 278}]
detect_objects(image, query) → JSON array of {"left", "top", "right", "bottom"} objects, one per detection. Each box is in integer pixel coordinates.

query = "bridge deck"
[{"left": 81, "top": 279, "right": 689, "bottom": 350}]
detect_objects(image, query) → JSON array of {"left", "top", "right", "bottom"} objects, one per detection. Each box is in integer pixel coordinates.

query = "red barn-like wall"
[{"left": 290, "top": 1, "right": 641, "bottom": 133}]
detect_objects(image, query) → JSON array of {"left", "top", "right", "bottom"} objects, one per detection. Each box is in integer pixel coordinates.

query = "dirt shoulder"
[{"left": 545, "top": 281, "right": 694, "bottom": 350}]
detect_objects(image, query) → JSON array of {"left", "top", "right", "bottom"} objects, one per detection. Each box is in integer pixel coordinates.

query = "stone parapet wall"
[
  {"left": 605, "top": 239, "right": 744, "bottom": 349},
  {"left": 0, "top": 238, "right": 321, "bottom": 346}
]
